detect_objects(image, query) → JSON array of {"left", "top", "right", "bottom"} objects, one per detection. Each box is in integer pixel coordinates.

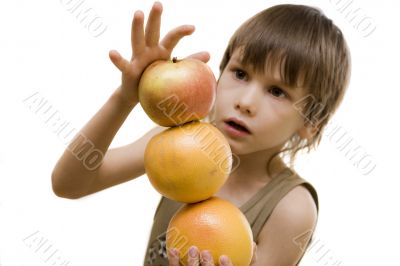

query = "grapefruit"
[
  {"left": 144, "top": 121, "right": 232, "bottom": 203},
  {"left": 166, "top": 197, "right": 254, "bottom": 265}
]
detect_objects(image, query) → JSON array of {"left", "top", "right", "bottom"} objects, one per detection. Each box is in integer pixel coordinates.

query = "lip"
[{"left": 223, "top": 117, "right": 252, "bottom": 137}]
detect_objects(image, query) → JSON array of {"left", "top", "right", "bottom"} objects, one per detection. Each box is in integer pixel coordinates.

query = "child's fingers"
[
  {"left": 219, "top": 255, "right": 233, "bottom": 266},
  {"left": 145, "top": 1, "right": 163, "bottom": 47},
  {"left": 160, "top": 25, "right": 195, "bottom": 51},
  {"left": 200, "top": 250, "right": 214, "bottom": 266},
  {"left": 168, "top": 248, "right": 181, "bottom": 266},
  {"left": 109, "top": 50, "right": 129, "bottom": 72},
  {"left": 186, "top": 51, "right": 210, "bottom": 63},
  {"left": 187, "top": 246, "right": 200, "bottom": 266},
  {"left": 131, "top": 10, "right": 145, "bottom": 57}
]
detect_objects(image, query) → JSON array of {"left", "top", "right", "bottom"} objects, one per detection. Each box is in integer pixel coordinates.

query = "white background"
[{"left": 0, "top": 0, "right": 399, "bottom": 265}]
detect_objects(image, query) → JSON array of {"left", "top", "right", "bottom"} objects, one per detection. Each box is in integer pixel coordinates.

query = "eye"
[
  {"left": 268, "top": 86, "right": 287, "bottom": 98},
  {"left": 233, "top": 68, "right": 248, "bottom": 81}
]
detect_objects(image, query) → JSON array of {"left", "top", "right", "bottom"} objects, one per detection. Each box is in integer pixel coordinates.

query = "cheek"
[
  {"left": 214, "top": 85, "right": 234, "bottom": 114},
  {"left": 214, "top": 90, "right": 223, "bottom": 114},
  {"left": 257, "top": 109, "right": 302, "bottom": 141},
  {"left": 267, "top": 99, "right": 304, "bottom": 125}
]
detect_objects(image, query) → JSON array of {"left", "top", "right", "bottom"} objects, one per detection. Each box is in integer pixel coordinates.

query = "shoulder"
[
  {"left": 273, "top": 184, "right": 318, "bottom": 223},
  {"left": 269, "top": 168, "right": 318, "bottom": 230},
  {"left": 255, "top": 184, "right": 318, "bottom": 265},
  {"left": 262, "top": 184, "right": 318, "bottom": 240}
]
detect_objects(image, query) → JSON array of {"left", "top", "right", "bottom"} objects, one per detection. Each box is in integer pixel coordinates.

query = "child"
[{"left": 51, "top": 2, "right": 351, "bottom": 265}]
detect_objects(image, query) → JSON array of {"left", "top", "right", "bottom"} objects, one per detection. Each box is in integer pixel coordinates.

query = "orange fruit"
[
  {"left": 166, "top": 197, "right": 254, "bottom": 265},
  {"left": 144, "top": 121, "right": 232, "bottom": 203}
]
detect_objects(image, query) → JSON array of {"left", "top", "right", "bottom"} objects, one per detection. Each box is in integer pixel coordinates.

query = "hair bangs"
[{"left": 221, "top": 5, "right": 328, "bottom": 91}]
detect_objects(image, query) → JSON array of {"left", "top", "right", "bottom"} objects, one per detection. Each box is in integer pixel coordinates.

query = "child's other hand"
[
  {"left": 109, "top": 1, "right": 210, "bottom": 105},
  {"left": 168, "top": 246, "right": 233, "bottom": 266},
  {"left": 168, "top": 242, "right": 257, "bottom": 266}
]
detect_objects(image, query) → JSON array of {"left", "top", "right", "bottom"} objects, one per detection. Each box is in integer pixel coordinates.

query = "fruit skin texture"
[
  {"left": 166, "top": 197, "right": 254, "bottom": 266},
  {"left": 144, "top": 121, "right": 232, "bottom": 203},
  {"left": 138, "top": 58, "right": 216, "bottom": 127}
]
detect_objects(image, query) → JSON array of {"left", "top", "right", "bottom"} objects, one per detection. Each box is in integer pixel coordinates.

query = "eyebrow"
[
  {"left": 272, "top": 79, "right": 298, "bottom": 90},
  {"left": 230, "top": 57, "right": 299, "bottom": 91}
]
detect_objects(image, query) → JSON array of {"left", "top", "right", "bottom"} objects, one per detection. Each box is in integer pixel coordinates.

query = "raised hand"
[{"left": 108, "top": 1, "right": 210, "bottom": 106}]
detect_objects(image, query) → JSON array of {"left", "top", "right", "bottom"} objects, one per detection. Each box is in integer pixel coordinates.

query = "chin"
[{"left": 227, "top": 142, "right": 252, "bottom": 156}]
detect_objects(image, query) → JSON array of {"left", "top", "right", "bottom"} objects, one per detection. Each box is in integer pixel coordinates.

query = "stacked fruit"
[{"left": 138, "top": 57, "right": 254, "bottom": 265}]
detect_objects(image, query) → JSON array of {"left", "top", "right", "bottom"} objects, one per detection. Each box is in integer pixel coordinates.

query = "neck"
[{"left": 228, "top": 148, "right": 288, "bottom": 185}]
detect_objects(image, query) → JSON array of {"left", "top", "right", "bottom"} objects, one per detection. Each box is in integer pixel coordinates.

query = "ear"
[{"left": 297, "top": 123, "right": 319, "bottom": 142}]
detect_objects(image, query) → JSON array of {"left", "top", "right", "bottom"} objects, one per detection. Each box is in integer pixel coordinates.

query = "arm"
[
  {"left": 252, "top": 185, "right": 318, "bottom": 266},
  {"left": 51, "top": 2, "right": 209, "bottom": 199},
  {"left": 51, "top": 88, "right": 142, "bottom": 199}
]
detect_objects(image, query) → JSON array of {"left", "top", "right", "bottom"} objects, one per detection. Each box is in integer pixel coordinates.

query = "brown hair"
[{"left": 204, "top": 4, "right": 351, "bottom": 174}]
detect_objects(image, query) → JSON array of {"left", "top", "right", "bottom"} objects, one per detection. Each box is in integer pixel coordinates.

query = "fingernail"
[
  {"left": 220, "top": 255, "right": 229, "bottom": 266},
  {"left": 201, "top": 250, "right": 212, "bottom": 262},
  {"left": 189, "top": 246, "right": 197, "bottom": 258},
  {"left": 169, "top": 248, "right": 178, "bottom": 257}
]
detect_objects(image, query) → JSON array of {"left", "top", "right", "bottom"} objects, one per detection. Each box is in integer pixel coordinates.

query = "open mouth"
[{"left": 225, "top": 121, "right": 251, "bottom": 134}]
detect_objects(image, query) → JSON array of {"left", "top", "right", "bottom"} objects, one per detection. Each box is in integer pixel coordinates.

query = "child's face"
[{"left": 213, "top": 49, "right": 310, "bottom": 155}]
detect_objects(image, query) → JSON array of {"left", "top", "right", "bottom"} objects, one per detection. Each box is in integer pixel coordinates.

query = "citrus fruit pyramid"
[{"left": 139, "top": 58, "right": 254, "bottom": 265}]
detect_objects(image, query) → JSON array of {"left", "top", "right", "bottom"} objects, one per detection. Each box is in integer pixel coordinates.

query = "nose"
[{"left": 234, "top": 85, "right": 259, "bottom": 116}]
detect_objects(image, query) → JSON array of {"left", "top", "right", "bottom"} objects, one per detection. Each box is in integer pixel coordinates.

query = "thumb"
[
  {"left": 185, "top": 51, "right": 210, "bottom": 63},
  {"left": 109, "top": 50, "right": 129, "bottom": 72},
  {"left": 167, "top": 248, "right": 181, "bottom": 266}
]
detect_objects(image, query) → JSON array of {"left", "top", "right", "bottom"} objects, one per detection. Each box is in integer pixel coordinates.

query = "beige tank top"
[{"left": 143, "top": 167, "right": 319, "bottom": 265}]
